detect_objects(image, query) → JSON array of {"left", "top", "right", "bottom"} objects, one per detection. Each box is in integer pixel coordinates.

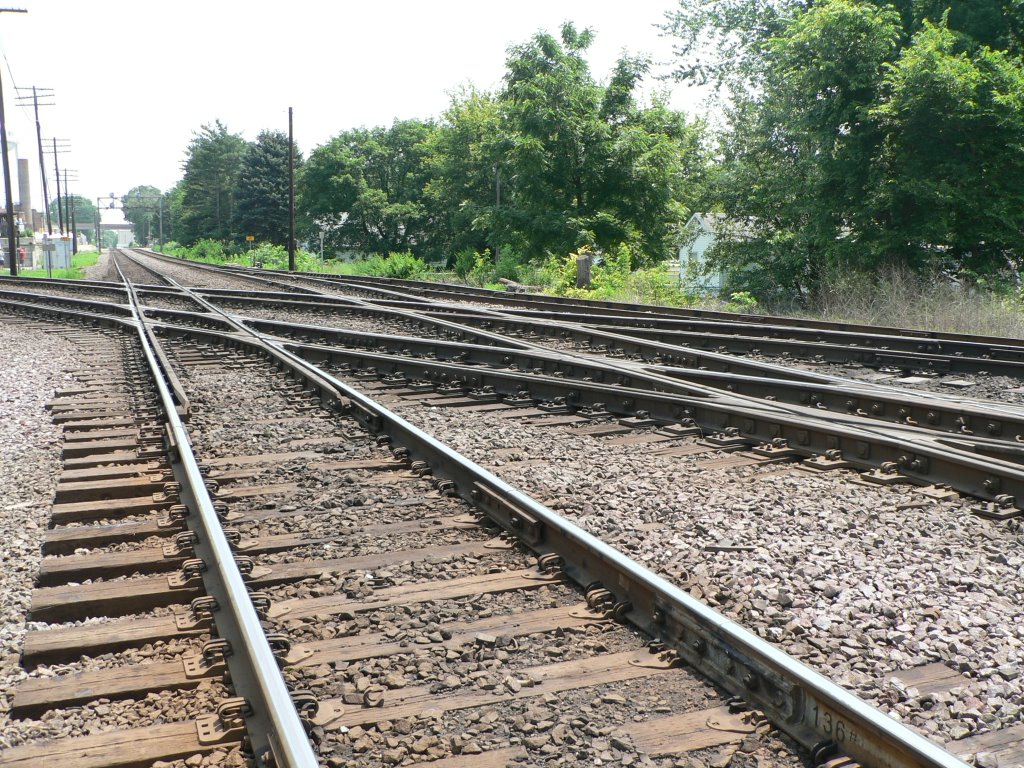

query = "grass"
[
  {"left": 162, "top": 239, "right": 1024, "bottom": 339},
  {"left": 781, "top": 267, "right": 1024, "bottom": 339},
  {"left": 17, "top": 251, "right": 99, "bottom": 279}
]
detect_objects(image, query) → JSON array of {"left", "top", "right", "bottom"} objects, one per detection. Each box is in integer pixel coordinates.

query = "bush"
[
  {"left": 725, "top": 291, "right": 758, "bottom": 313},
  {"left": 191, "top": 239, "right": 227, "bottom": 262},
  {"left": 346, "top": 252, "right": 430, "bottom": 280},
  {"left": 454, "top": 248, "right": 478, "bottom": 279}
]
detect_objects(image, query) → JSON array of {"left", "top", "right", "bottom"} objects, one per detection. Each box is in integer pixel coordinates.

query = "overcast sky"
[{"left": 0, "top": 0, "right": 704, "bottom": 224}]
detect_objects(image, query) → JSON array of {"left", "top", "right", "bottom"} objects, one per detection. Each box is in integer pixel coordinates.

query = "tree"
[
  {"left": 498, "top": 22, "right": 705, "bottom": 264},
  {"left": 667, "top": 0, "right": 1024, "bottom": 297},
  {"left": 122, "top": 185, "right": 163, "bottom": 245},
  {"left": 298, "top": 119, "right": 439, "bottom": 258},
  {"left": 177, "top": 121, "right": 246, "bottom": 245},
  {"left": 422, "top": 88, "right": 508, "bottom": 260},
  {"left": 48, "top": 195, "right": 97, "bottom": 239},
  {"left": 870, "top": 21, "right": 1024, "bottom": 275},
  {"left": 232, "top": 131, "right": 301, "bottom": 246}
]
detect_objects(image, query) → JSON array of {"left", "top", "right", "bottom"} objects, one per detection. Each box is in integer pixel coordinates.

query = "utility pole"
[
  {"left": 63, "top": 169, "right": 70, "bottom": 240},
  {"left": 0, "top": 8, "right": 26, "bottom": 276},
  {"left": 0, "top": 52, "right": 17, "bottom": 275},
  {"left": 16, "top": 85, "right": 54, "bottom": 235},
  {"left": 65, "top": 170, "right": 78, "bottom": 254},
  {"left": 288, "top": 106, "right": 295, "bottom": 272},
  {"left": 494, "top": 166, "right": 501, "bottom": 265},
  {"left": 52, "top": 138, "right": 63, "bottom": 233}
]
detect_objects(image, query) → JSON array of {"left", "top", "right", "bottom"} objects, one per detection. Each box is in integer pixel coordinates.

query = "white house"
[{"left": 677, "top": 212, "right": 732, "bottom": 291}]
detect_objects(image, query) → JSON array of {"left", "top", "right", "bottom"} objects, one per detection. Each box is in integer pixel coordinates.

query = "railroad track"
[
  {"left": 0, "top": 252, "right": 1021, "bottom": 768},
  {"left": 99, "top": 253, "right": 1024, "bottom": 513}
]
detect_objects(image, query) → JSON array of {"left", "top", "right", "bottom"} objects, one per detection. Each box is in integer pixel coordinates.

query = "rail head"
[
  {"left": 117, "top": 263, "right": 319, "bottom": 768},
  {"left": 152, "top": 276, "right": 969, "bottom": 768}
]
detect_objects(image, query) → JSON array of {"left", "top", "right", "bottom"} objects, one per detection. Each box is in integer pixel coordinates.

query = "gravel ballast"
[
  {"left": 0, "top": 316, "right": 104, "bottom": 743},
  {"left": 369, "top": 389, "right": 1024, "bottom": 755}
]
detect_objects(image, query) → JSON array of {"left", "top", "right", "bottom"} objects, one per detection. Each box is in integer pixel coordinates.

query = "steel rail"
[
  {"left": 125, "top": 251, "right": 884, "bottom": 388},
  {"left": 178, "top": 285, "right": 1022, "bottom": 406},
  {"left": 137, "top": 274, "right": 970, "bottom": 768},
  {"left": 119, "top": 252, "right": 1024, "bottom": 503},
  {"left": 296, "top": 270, "right": 1024, "bottom": 348},
  {"left": 160, "top": 262, "right": 1024, "bottom": 432},
  {"left": 428, "top": 308, "right": 1024, "bottom": 377},
  {"left": 0, "top": 274, "right": 130, "bottom": 297},
  {"left": 113, "top": 263, "right": 320, "bottom": 768},
  {"left": 225, "top": 312, "right": 1024, "bottom": 449},
  {"left": 131, "top": 310, "right": 1024, "bottom": 517},
  {"left": 9, "top": 282, "right": 1024, "bottom": 512},
  {"left": 128, "top": 249, "right": 1024, "bottom": 376},
  {"left": 11, "top": 265, "right": 1024, "bottom": 454}
]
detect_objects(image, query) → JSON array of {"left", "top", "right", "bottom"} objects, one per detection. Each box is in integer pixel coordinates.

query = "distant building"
[{"left": 677, "top": 213, "right": 755, "bottom": 292}]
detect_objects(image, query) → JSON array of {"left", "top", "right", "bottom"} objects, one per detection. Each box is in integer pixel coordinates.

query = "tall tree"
[
  {"left": 232, "top": 131, "right": 301, "bottom": 246},
  {"left": 178, "top": 121, "right": 246, "bottom": 245},
  {"left": 48, "top": 195, "right": 97, "bottom": 240},
  {"left": 298, "top": 119, "right": 438, "bottom": 258},
  {"left": 122, "top": 185, "right": 163, "bottom": 245},
  {"left": 870, "top": 21, "right": 1024, "bottom": 275},
  {"left": 666, "top": 0, "right": 1024, "bottom": 296},
  {"left": 163, "top": 182, "right": 185, "bottom": 247},
  {"left": 499, "top": 22, "right": 704, "bottom": 263},
  {"left": 422, "top": 88, "right": 508, "bottom": 259}
]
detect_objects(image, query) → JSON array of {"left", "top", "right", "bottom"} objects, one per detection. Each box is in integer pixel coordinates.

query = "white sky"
[{"left": 0, "top": 0, "right": 704, "bottom": 224}]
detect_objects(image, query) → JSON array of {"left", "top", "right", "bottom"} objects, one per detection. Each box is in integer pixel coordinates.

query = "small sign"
[{"left": 246, "top": 235, "right": 255, "bottom": 242}]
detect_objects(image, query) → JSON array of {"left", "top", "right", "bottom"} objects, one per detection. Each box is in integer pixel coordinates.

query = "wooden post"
[{"left": 575, "top": 253, "right": 592, "bottom": 289}]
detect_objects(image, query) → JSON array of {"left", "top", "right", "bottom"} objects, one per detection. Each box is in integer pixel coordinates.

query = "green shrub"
[
  {"left": 190, "top": 239, "right": 227, "bottom": 263},
  {"left": 725, "top": 291, "right": 759, "bottom": 313},
  {"left": 494, "top": 250, "right": 522, "bottom": 282},
  {"left": 379, "top": 252, "right": 429, "bottom": 279},
  {"left": 454, "top": 248, "right": 478, "bottom": 279}
]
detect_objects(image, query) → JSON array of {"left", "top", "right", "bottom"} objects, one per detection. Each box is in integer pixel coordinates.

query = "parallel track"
[{"left": 0, "top": 255, "right": 996, "bottom": 767}]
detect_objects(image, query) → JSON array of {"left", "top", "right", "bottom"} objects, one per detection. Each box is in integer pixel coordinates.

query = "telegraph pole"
[
  {"left": 63, "top": 170, "right": 79, "bottom": 254},
  {"left": 0, "top": 8, "right": 26, "bottom": 275},
  {"left": 52, "top": 138, "right": 63, "bottom": 233},
  {"left": 16, "top": 85, "right": 54, "bottom": 235},
  {"left": 288, "top": 106, "right": 295, "bottom": 272},
  {"left": 63, "top": 169, "right": 70, "bottom": 238},
  {"left": 0, "top": 54, "right": 17, "bottom": 275}
]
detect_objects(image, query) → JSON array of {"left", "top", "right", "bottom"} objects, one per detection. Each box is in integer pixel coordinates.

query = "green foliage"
[
  {"left": 376, "top": 252, "right": 430, "bottom": 279},
  {"left": 869, "top": 21, "right": 1024, "bottom": 273},
  {"left": 122, "top": 186, "right": 164, "bottom": 246},
  {"left": 537, "top": 251, "right": 584, "bottom": 295},
  {"left": 453, "top": 248, "right": 479, "bottom": 279},
  {"left": 423, "top": 89, "right": 508, "bottom": 259},
  {"left": 189, "top": 239, "right": 228, "bottom": 262},
  {"left": 178, "top": 121, "right": 247, "bottom": 245},
  {"left": 725, "top": 291, "right": 759, "bottom": 312},
  {"left": 670, "top": 0, "right": 1024, "bottom": 299},
  {"left": 534, "top": 247, "right": 687, "bottom": 306},
  {"left": 47, "top": 195, "right": 97, "bottom": 234},
  {"left": 286, "top": 25, "right": 703, "bottom": 273},
  {"left": 299, "top": 120, "right": 437, "bottom": 259},
  {"left": 233, "top": 131, "right": 301, "bottom": 247},
  {"left": 493, "top": 251, "right": 522, "bottom": 282},
  {"left": 499, "top": 23, "right": 705, "bottom": 264}
]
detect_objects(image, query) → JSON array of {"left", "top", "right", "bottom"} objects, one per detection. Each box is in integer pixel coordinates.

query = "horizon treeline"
[{"left": 127, "top": 2, "right": 1024, "bottom": 301}]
